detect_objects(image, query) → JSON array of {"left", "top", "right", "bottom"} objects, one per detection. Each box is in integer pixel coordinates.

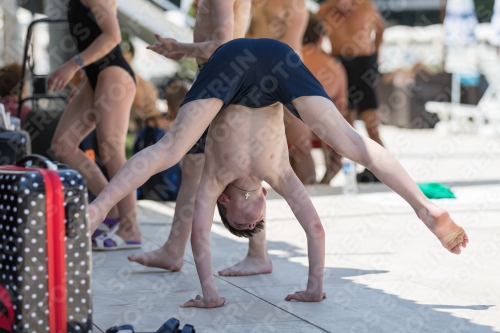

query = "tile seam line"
[
  {"left": 214, "top": 274, "right": 331, "bottom": 333},
  {"left": 93, "top": 323, "right": 105, "bottom": 332},
  {"left": 180, "top": 259, "right": 331, "bottom": 333}
]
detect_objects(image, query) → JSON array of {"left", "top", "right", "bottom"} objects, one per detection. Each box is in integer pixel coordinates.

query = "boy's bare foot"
[
  {"left": 420, "top": 207, "right": 469, "bottom": 254},
  {"left": 127, "top": 247, "right": 184, "bottom": 271},
  {"left": 218, "top": 255, "right": 272, "bottom": 276}
]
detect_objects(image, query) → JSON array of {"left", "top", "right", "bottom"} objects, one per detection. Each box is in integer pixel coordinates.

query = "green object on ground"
[{"left": 417, "top": 183, "right": 456, "bottom": 199}]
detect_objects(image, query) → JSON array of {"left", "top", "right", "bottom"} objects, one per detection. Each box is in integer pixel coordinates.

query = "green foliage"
[
  {"left": 176, "top": 58, "right": 197, "bottom": 82},
  {"left": 126, "top": 133, "right": 135, "bottom": 160}
]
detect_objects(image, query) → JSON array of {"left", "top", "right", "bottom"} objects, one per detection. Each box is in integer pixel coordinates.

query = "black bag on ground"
[
  {"left": 105, "top": 318, "right": 195, "bottom": 333},
  {"left": 156, "top": 318, "right": 195, "bottom": 333},
  {"left": 0, "top": 130, "right": 31, "bottom": 165},
  {"left": 22, "top": 107, "right": 63, "bottom": 158},
  {"left": 0, "top": 155, "right": 92, "bottom": 333}
]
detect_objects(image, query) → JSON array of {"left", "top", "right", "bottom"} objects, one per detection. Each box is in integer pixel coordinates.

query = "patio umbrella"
[
  {"left": 490, "top": 0, "right": 500, "bottom": 46},
  {"left": 443, "top": 0, "right": 477, "bottom": 46},
  {"left": 443, "top": 0, "right": 478, "bottom": 103}
]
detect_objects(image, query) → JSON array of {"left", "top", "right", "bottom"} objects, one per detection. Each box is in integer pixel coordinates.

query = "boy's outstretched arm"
[
  {"left": 181, "top": 173, "right": 226, "bottom": 308},
  {"left": 89, "top": 99, "right": 223, "bottom": 232},
  {"left": 270, "top": 167, "right": 326, "bottom": 302},
  {"left": 147, "top": 0, "right": 238, "bottom": 63}
]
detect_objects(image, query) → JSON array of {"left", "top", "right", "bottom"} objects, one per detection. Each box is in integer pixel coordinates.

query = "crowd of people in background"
[{"left": 0, "top": 0, "right": 389, "bottom": 192}]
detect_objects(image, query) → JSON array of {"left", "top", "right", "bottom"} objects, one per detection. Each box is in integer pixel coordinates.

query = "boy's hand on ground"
[
  {"left": 147, "top": 34, "right": 186, "bottom": 60},
  {"left": 285, "top": 290, "right": 326, "bottom": 302},
  {"left": 180, "top": 295, "right": 226, "bottom": 308}
]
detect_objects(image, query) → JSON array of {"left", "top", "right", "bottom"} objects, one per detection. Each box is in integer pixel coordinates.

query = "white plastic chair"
[{"left": 425, "top": 56, "right": 500, "bottom": 135}]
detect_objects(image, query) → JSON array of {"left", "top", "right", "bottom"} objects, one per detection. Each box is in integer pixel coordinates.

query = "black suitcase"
[
  {"left": 0, "top": 130, "right": 31, "bottom": 165},
  {"left": 0, "top": 155, "right": 92, "bottom": 333},
  {"left": 21, "top": 103, "right": 63, "bottom": 158}
]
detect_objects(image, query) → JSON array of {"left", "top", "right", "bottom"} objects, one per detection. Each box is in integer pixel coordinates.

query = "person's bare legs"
[
  {"left": 284, "top": 109, "right": 316, "bottom": 184},
  {"left": 94, "top": 67, "right": 140, "bottom": 243},
  {"left": 292, "top": 96, "right": 468, "bottom": 254},
  {"left": 50, "top": 78, "right": 119, "bottom": 219},
  {"left": 128, "top": 154, "right": 205, "bottom": 271},
  {"left": 320, "top": 144, "right": 342, "bottom": 184},
  {"left": 360, "top": 109, "right": 384, "bottom": 147}
]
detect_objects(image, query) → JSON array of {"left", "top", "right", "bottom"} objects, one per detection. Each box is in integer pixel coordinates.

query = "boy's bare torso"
[
  {"left": 203, "top": 103, "right": 289, "bottom": 186},
  {"left": 317, "top": 0, "right": 381, "bottom": 57},
  {"left": 193, "top": 0, "right": 251, "bottom": 63}
]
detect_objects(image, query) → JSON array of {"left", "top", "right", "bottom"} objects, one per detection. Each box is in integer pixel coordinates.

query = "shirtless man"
[
  {"left": 126, "top": 0, "right": 273, "bottom": 277},
  {"left": 89, "top": 37, "right": 468, "bottom": 308},
  {"left": 247, "top": 0, "right": 317, "bottom": 185},
  {"left": 317, "top": 0, "right": 386, "bottom": 182},
  {"left": 302, "top": 13, "right": 348, "bottom": 184}
]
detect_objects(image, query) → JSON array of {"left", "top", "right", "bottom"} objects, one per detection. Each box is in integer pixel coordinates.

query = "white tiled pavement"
[{"left": 92, "top": 126, "right": 500, "bottom": 332}]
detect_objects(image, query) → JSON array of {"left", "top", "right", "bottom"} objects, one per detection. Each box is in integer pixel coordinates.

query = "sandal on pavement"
[
  {"left": 92, "top": 233, "right": 142, "bottom": 251},
  {"left": 92, "top": 218, "right": 120, "bottom": 238}
]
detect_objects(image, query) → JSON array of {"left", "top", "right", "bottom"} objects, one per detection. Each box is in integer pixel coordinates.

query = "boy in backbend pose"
[
  {"left": 127, "top": 0, "right": 274, "bottom": 277},
  {"left": 89, "top": 38, "right": 468, "bottom": 308}
]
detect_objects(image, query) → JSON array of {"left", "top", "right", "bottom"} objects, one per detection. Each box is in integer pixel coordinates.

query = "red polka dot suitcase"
[{"left": 0, "top": 155, "right": 92, "bottom": 333}]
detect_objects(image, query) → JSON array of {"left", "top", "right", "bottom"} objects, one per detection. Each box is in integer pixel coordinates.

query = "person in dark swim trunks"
[
  {"left": 89, "top": 37, "right": 469, "bottom": 308},
  {"left": 317, "top": 0, "right": 386, "bottom": 182},
  {"left": 47, "top": 0, "right": 141, "bottom": 251}
]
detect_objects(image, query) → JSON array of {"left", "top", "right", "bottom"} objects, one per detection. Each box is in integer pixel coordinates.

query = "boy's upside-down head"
[{"left": 217, "top": 184, "right": 268, "bottom": 238}]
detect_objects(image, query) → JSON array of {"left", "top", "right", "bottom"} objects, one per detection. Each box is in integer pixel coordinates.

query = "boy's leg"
[
  {"left": 291, "top": 96, "right": 468, "bottom": 254},
  {"left": 285, "top": 109, "right": 317, "bottom": 184},
  {"left": 89, "top": 98, "right": 224, "bottom": 231},
  {"left": 128, "top": 154, "right": 205, "bottom": 270}
]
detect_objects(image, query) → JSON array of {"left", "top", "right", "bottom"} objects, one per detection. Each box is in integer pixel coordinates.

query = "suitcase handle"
[
  {"left": 18, "top": 18, "right": 68, "bottom": 115},
  {"left": 15, "top": 154, "right": 58, "bottom": 170}
]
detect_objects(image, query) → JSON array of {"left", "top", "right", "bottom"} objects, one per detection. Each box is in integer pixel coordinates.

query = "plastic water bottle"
[{"left": 341, "top": 157, "right": 358, "bottom": 195}]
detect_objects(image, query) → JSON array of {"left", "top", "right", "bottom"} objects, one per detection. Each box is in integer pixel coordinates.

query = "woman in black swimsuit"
[{"left": 48, "top": 0, "right": 141, "bottom": 250}]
